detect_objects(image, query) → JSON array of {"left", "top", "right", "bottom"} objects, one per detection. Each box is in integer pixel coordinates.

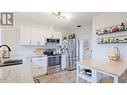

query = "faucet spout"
[
  {"left": 0, "top": 45, "right": 11, "bottom": 52},
  {"left": 0, "top": 45, "right": 11, "bottom": 60}
]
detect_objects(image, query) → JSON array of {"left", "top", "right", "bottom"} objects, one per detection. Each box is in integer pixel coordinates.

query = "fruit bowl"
[
  {"left": 108, "top": 51, "right": 120, "bottom": 61},
  {"left": 108, "top": 55, "right": 120, "bottom": 61}
]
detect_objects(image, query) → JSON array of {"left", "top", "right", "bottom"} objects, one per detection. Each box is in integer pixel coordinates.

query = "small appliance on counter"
[
  {"left": 33, "top": 48, "right": 44, "bottom": 56},
  {"left": 108, "top": 47, "right": 120, "bottom": 61}
]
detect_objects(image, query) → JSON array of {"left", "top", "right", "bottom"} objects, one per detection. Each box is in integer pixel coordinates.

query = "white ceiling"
[{"left": 16, "top": 12, "right": 101, "bottom": 31}]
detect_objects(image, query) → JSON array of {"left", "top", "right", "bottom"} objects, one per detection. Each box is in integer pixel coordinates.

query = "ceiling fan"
[{"left": 50, "top": 12, "right": 71, "bottom": 21}]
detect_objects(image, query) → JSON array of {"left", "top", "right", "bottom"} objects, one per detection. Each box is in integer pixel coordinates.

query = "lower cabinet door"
[
  {"left": 31, "top": 66, "right": 47, "bottom": 77},
  {"left": 31, "top": 57, "right": 48, "bottom": 77}
]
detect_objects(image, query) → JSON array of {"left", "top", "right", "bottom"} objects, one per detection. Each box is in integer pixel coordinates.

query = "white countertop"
[
  {"left": 26, "top": 54, "right": 47, "bottom": 58},
  {"left": 0, "top": 59, "right": 34, "bottom": 83},
  {"left": 76, "top": 59, "right": 127, "bottom": 76}
]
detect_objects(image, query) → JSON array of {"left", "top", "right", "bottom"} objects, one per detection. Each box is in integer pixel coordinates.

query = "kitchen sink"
[{"left": 0, "top": 59, "right": 23, "bottom": 67}]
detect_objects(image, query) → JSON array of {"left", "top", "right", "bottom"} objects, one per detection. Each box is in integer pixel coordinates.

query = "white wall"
[
  {"left": 70, "top": 24, "right": 92, "bottom": 59},
  {"left": 92, "top": 12, "right": 127, "bottom": 62},
  {"left": 1, "top": 15, "right": 70, "bottom": 57},
  {"left": 71, "top": 24, "right": 92, "bottom": 41}
]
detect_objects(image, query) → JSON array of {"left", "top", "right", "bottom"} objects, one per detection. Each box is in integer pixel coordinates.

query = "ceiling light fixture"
[{"left": 50, "top": 12, "right": 71, "bottom": 21}]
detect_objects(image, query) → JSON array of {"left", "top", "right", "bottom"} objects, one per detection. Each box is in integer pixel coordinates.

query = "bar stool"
[
  {"left": 119, "top": 71, "right": 127, "bottom": 83},
  {"left": 99, "top": 77, "right": 113, "bottom": 83}
]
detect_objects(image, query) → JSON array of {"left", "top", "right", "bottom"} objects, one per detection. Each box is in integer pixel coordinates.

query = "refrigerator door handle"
[{"left": 71, "top": 57, "right": 78, "bottom": 60}]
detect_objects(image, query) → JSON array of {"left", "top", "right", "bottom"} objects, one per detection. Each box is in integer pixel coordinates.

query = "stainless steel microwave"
[{"left": 46, "top": 38, "right": 60, "bottom": 44}]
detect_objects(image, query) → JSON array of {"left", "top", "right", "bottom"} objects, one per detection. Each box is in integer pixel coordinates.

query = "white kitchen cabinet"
[
  {"left": 20, "top": 26, "right": 46, "bottom": 46},
  {"left": 55, "top": 32, "right": 62, "bottom": 45},
  {"left": 31, "top": 56, "right": 47, "bottom": 77},
  {"left": 20, "top": 26, "right": 62, "bottom": 45},
  {"left": 61, "top": 54, "right": 67, "bottom": 70},
  {"left": 46, "top": 30, "right": 62, "bottom": 38},
  {"left": 0, "top": 66, "right": 20, "bottom": 83},
  {"left": 0, "top": 62, "right": 34, "bottom": 83},
  {"left": 45, "top": 30, "right": 54, "bottom": 38},
  {"left": 31, "top": 28, "right": 46, "bottom": 45},
  {"left": 20, "top": 26, "right": 31, "bottom": 45},
  {"left": 54, "top": 32, "right": 61, "bottom": 38}
]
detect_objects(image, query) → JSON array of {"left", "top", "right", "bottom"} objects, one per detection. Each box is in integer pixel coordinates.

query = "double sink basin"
[{"left": 0, "top": 59, "right": 23, "bottom": 67}]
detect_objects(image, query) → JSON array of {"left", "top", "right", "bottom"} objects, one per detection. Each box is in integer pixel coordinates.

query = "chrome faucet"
[{"left": 0, "top": 45, "right": 11, "bottom": 62}]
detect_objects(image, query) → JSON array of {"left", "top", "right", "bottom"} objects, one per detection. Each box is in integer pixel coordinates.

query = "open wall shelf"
[
  {"left": 96, "top": 30, "right": 127, "bottom": 35},
  {"left": 97, "top": 35, "right": 127, "bottom": 44},
  {"left": 97, "top": 42, "right": 127, "bottom": 44},
  {"left": 96, "top": 22, "right": 127, "bottom": 44}
]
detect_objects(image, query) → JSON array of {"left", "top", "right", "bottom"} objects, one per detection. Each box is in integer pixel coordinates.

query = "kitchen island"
[
  {"left": 76, "top": 59, "right": 127, "bottom": 83},
  {"left": 0, "top": 58, "right": 34, "bottom": 83}
]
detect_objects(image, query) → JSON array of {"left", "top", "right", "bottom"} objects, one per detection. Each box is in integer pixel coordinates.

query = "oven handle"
[{"left": 48, "top": 55, "right": 61, "bottom": 57}]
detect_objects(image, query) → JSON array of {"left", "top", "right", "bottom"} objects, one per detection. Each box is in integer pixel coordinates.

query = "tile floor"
[{"left": 34, "top": 70, "right": 87, "bottom": 83}]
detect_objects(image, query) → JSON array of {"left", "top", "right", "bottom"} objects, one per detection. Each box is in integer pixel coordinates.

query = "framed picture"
[{"left": 84, "top": 40, "right": 89, "bottom": 50}]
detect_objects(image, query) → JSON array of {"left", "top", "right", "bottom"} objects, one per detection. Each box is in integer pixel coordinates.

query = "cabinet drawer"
[
  {"left": 32, "top": 57, "right": 47, "bottom": 62},
  {"left": 31, "top": 62, "right": 47, "bottom": 68},
  {"left": 31, "top": 67, "right": 47, "bottom": 77},
  {"left": 31, "top": 57, "right": 47, "bottom": 67},
  {"left": 32, "top": 57, "right": 46, "bottom": 62}
]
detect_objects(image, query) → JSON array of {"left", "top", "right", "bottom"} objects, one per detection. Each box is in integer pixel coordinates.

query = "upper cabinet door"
[
  {"left": 54, "top": 32, "right": 62, "bottom": 45},
  {"left": 20, "top": 26, "right": 63, "bottom": 46},
  {"left": 31, "top": 28, "right": 45, "bottom": 45},
  {"left": 54, "top": 32, "right": 62, "bottom": 39},
  {"left": 45, "top": 31, "right": 62, "bottom": 39},
  {"left": 20, "top": 26, "right": 31, "bottom": 45},
  {"left": 45, "top": 30, "right": 54, "bottom": 38}
]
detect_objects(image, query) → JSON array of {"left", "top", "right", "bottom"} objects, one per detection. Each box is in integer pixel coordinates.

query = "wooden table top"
[{"left": 76, "top": 59, "right": 127, "bottom": 76}]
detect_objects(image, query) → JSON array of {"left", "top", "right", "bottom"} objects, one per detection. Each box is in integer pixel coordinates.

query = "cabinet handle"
[
  {"left": 51, "top": 34, "right": 54, "bottom": 38},
  {"left": 38, "top": 67, "right": 43, "bottom": 69},
  {"left": 29, "top": 41, "right": 31, "bottom": 45},
  {"left": 38, "top": 60, "right": 43, "bottom": 61},
  {"left": 31, "top": 58, "right": 32, "bottom": 62}
]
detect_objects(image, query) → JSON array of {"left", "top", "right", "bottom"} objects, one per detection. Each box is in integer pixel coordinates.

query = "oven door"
[
  {"left": 47, "top": 55, "right": 61, "bottom": 74},
  {"left": 48, "top": 55, "right": 61, "bottom": 67}
]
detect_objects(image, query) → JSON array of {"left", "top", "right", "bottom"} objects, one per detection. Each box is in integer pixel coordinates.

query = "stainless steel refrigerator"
[{"left": 66, "top": 39, "right": 79, "bottom": 70}]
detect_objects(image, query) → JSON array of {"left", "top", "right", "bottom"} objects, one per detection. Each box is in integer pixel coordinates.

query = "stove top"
[
  {"left": 44, "top": 50, "right": 61, "bottom": 56},
  {"left": 46, "top": 54, "right": 61, "bottom": 56}
]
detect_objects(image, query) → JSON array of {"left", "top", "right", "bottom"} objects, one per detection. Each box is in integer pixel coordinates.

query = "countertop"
[
  {"left": 0, "top": 58, "right": 34, "bottom": 83},
  {"left": 76, "top": 59, "right": 127, "bottom": 76},
  {"left": 0, "top": 59, "right": 23, "bottom": 67},
  {"left": 27, "top": 54, "right": 47, "bottom": 58}
]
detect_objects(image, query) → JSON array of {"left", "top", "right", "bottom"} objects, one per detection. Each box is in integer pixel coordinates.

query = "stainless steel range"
[{"left": 44, "top": 49, "right": 61, "bottom": 74}]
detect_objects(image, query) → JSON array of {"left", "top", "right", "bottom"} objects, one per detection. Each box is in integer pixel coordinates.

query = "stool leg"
[
  {"left": 114, "top": 76, "right": 118, "bottom": 83},
  {"left": 76, "top": 65, "right": 79, "bottom": 83}
]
